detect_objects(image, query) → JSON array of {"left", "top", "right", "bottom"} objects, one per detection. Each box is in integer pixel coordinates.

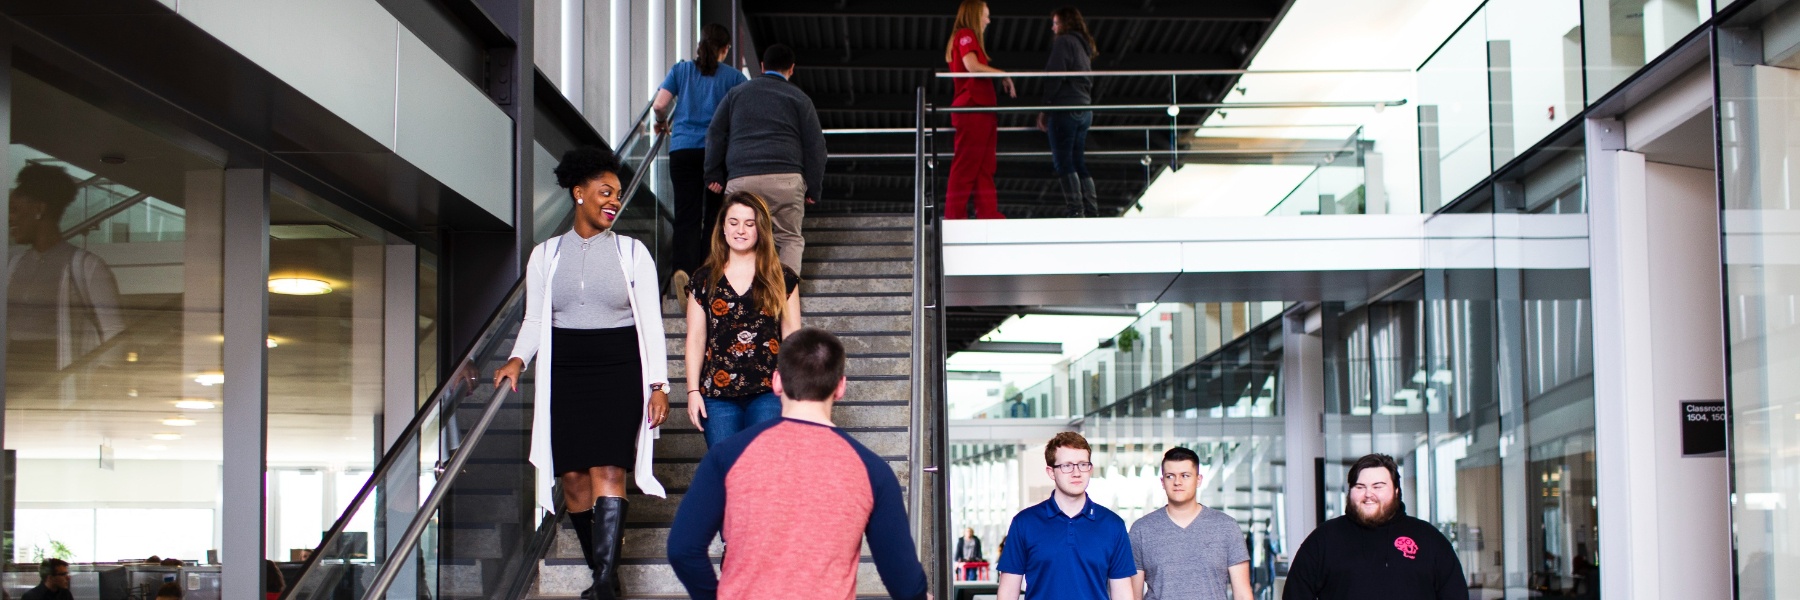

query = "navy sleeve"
[
  {"left": 704, "top": 90, "right": 733, "bottom": 184},
  {"left": 668, "top": 442, "right": 732, "bottom": 599},
  {"left": 848, "top": 435, "right": 928, "bottom": 600},
  {"left": 798, "top": 96, "right": 827, "bottom": 201}
]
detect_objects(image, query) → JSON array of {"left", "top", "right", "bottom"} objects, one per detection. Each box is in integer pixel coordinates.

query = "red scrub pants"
[{"left": 946, "top": 112, "right": 1003, "bottom": 219}]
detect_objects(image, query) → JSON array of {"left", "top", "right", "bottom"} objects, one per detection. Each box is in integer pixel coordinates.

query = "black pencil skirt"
[{"left": 550, "top": 326, "right": 643, "bottom": 474}]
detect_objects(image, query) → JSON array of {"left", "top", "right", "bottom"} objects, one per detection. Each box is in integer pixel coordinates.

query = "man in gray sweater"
[{"left": 704, "top": 43, "right": 826, "bottom": 273}]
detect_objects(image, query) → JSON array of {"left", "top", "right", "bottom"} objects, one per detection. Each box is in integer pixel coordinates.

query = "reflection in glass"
[
  {"left": 5, "top": 67, "right": 224, "bottom": 565},
  {"left": 1719, "top": 13, "right": 1800, "bottom": 599},
  {"left": 1583, "top": 0, "right": 1711, "bottom": 102},
  {"left": 1419, "top": 9, "right": 1493, "bottom": 210}
]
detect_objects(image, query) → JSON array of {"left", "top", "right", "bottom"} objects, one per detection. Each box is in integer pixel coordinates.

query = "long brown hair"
[
  {"left": 945, "top": 0, "right": 988, "bottom": 64},
  {"left": 696, "top": 23, "right": 731, "bottom": 76},
  {"left": 699, "top": 191, "right": 788, "bottom": 321},
  {"left": 1051, "top": 6, "right": 1098, "bottom": 59}
]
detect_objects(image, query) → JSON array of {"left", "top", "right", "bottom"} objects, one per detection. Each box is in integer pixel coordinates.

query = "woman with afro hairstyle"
[{"left": 494, "top": 144, "right": 670, "bottom": 600}]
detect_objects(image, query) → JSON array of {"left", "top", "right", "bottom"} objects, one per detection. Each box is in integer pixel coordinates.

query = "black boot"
[
  {"left": 569, "top": 509, "right": 597, "bottom": 598},
  {"left": 1058, "top": 174, "right": 1084, "bottom": 218},
  {"left": 1080, "top": 176, "right": 1101, "bottom": 217},
  {"left": 590, "top": 496, "right": 629, "bottom": 600}
]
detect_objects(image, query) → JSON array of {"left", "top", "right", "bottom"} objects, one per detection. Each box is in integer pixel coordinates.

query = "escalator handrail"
[{"left": 285, "top": 112, "right": 669, "bottom": 599}]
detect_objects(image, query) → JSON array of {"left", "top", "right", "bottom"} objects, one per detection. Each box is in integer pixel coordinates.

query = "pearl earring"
[{"left": 577, "top": 197, "right": 584, "bottom": 205}]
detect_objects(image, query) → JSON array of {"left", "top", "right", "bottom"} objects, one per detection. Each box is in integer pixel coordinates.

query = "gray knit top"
[{"left": 551, "top": 228, "right": 635, "bottom": 329}]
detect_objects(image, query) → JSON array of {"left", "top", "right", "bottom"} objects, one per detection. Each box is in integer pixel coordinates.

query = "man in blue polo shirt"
[{"left": 997, "top": 431, "right": 1136, "bottom": 600}]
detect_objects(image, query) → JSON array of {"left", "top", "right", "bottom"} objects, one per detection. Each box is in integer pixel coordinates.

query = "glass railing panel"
[
  {"left": 1418, "top": 8, "right": 1492, "bottom": 212},
  {"left": 913, "top": 70, "right": 1412, "bottom": 220}
]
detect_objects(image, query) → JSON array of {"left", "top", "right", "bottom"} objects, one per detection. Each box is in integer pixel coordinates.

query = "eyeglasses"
[{"left": 1052, "top": 462, "right": 1094, "bottom": 474}]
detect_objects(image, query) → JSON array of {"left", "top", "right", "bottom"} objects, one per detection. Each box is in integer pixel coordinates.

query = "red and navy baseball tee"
[{"left": 667, "top": 417, "right": 929, "bottom": 600}]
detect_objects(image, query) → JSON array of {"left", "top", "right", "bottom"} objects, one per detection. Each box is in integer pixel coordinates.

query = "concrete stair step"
[
  {"left": 803, "top": 227, "right": 912, "bottom": 244},
  {"left": 644, "top": 457, "right": 913, "bottom": 495},
  {"left": 663, "top": 313, "right": 912, "bottom": 335},
  {"left": 663, "top": 377, "right": 910, "bottom": 403},
  {"left": 801, "top": 276, "right": 911, "bottom": 294},
  {"left": 666, "top": 354, "right": 911, "bottom": 378},
  {"left": 655, "top": 401, "right": 913, "bottom": 432},
  {"left": 804, "top": 242, "right": 914, "bottom": 260},
  {"left": 659, "top": 293, "right": 912, "bottom": 315},
  {"left": 804, "top": 214, "right": 911, "bottom": 229},
  {"left": 803, "top": 258, "right": 914, "bottom": 277},
  {"left": 664, "top": 330, "right": 912, "bottom": 355},
  {"left": 651, "top": 428, "right": 912, "bottom": 460}
]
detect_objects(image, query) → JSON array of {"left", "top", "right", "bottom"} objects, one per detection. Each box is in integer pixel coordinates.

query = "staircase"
[{"left": 529, "top": 213, "right": 923, "bottom": 598}]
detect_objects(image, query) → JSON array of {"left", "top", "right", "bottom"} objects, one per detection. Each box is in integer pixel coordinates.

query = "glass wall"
[
  {"left": 1327, "top": 145, "right": 1595, "bottom": 597},
  {"left": 264, "top": 179, "right": 419, "bottom": 562},
  {"left": 1719, "top": 6, "right": 1800, "bottom": 597},
  {"left": 4, "top": 67, "right": 225, "bottom": 564},
  {"left": 1420, "top": 0, "right": 1705, "bottom": 209}
]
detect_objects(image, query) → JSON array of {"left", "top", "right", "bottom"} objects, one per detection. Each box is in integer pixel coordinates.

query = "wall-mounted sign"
[{"left": 1681, "top": 400, "right": 1726, "bottom": 457}]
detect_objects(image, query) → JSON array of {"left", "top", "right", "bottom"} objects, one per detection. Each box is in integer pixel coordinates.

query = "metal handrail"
[
  {"left": 937, "top": 68, "right": 1414, "bottom": 78},
  {"left": 61, "top": 191, "right": 150, "bottom": 241},
  {"left": 936, "top": 100, "right": 1407, "bottom": 113},
  {"left": 910, "top": 85, "right": 953, "bottom": 600},
  {"left": 363, "top": 387, "right": 512, "bottom": 600}
]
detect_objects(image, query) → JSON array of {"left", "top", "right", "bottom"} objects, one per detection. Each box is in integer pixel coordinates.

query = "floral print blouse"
[{"left": 689, "top": 266, "right": 800, "bottom": 398}]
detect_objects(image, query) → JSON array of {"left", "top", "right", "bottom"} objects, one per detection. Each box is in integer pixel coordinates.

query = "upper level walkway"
[{"left": 944, "top": 212, "right": 1591, "bottom": 306}]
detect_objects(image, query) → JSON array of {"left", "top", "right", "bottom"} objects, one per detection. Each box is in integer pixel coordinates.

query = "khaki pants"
[{"left": 724, "top": 173, "right": 806, "bottom": 273}]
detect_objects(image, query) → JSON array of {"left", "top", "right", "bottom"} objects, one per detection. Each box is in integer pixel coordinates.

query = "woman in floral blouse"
[{"left": 683, "top": 191, "right": 803, "bottom": 447}]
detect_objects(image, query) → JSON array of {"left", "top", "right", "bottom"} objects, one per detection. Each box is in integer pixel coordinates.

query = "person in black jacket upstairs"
[
  {"left": 1038, "top": 6, "right": 1098, "bottom": 218},
  {"left": 1284, "top": 453, "right": 1468, "bottom": 600}
]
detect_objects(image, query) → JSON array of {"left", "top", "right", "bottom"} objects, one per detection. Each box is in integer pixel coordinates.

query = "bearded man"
[{"left": 1283, "top": 453, "right": 1468, "bottom": 600}]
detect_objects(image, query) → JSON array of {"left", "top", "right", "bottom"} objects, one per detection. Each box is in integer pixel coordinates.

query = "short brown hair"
[
  {"left": 776, "top": 327, "right": 845, "bottom": 401},
  {"left": 1044, "top": 431, "right": 1090, "bottom": 466}
]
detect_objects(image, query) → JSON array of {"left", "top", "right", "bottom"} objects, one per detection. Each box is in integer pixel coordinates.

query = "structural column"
[
  {"left": 221, "top": 168, "right": 269, "bottom": 598},
  {"left": 1281, "top": 304, "right": 1324, "bottom": 554}
]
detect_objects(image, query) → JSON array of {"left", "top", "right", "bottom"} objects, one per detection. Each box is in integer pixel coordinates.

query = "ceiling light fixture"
[
  {"left": 267, "top": 338, "right": 279, "bottom": 349},
  {"left": 174, "top": 400, "right": 216, "bottom": 410},
  {"left": 162, "top": 417, "right": 196, "bottom": 427},
  {"left": 152, "top": 433, "right": 182, "bottom": 441},
  {"left": 268, "top": 278, "right": 333, "bottom": 295},
  {"left": 194, "top": 372, "right": 224, "bottom": 386}
]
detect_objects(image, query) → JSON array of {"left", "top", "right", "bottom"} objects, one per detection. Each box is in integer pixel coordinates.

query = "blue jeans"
[
  {"left": 1045, "top": 110, "right": 1091, "bottom": 176},
  {"left": 701, "top": 392, "right": 783, "bottom": 447}
]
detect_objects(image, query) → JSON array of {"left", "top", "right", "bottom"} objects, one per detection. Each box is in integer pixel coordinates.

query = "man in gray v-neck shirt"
[{"left": 1128, "top": 447, "right": 1251, "bottom": 600}]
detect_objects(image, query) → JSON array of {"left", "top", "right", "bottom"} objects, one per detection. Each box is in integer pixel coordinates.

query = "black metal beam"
[{"left": 743, "top": 0, "right": 1285, "bottom": 21}]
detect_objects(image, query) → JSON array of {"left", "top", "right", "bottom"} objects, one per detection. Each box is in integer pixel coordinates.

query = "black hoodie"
[{"left": 1282, "top": 512, "right": 1468, "bottom": 600}]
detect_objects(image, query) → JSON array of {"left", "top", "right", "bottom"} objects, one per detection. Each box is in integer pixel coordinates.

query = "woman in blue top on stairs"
[
  {"left": 655, "top": 23, "right": 748, "bottom": 306},
  {"left": 684, "top": 191, "right": 802, "bottom": 447}
]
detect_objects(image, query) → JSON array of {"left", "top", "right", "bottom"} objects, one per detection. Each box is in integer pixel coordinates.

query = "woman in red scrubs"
[{"left": 945, "top": 0, "right": 1014, "bottom": 219}]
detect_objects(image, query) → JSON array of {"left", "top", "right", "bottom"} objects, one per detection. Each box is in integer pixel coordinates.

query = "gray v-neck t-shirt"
[
  {"left": 1128, "top": 506, "right": 1250, "bottom": 600},
  {"left": 551, "top": 229, "right": 635, "bottom": 329}
]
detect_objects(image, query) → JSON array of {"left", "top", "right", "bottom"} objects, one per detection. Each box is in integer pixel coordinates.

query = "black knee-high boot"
[
  {"left": 591, "top": 496, "right": 629, "bottom": 600},
  {"left": 569, "top": 509, "right": 597, "bottom": 598}
]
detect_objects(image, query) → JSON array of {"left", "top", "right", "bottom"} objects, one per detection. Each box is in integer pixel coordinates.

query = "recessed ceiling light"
[
  {"left": 152, "top": 433, "right": 182, "bottom": 441},
  {"left": 266, "top": 338, "right": 279, "bottom": 349},
  {"left": 162, "top": 417, "right": 196, "bottom": 427},
  {"left": 268, "top": 278, "right": 333, "bottom": 295},
  {"left": 194, "top": 372, "right": 224, "bottom": 386},
  {"left": 174, "top": 400, "right": 215, "bottom": 410}
]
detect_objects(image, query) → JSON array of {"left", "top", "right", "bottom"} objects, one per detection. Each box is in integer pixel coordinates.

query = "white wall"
[
  {"left": 177, "top": 0, "right": 513, "bottom": 223},
  {"left": 1643, "top": 160, "right": 1732, "bottom": 599}
]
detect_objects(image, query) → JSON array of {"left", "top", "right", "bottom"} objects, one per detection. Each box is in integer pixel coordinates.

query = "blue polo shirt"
[
  {"left": 657, "top": 60, "right": 748, "bottom": 151},
  {"left": 996, "top": 495, "right": 1136, "bottom": 600}
]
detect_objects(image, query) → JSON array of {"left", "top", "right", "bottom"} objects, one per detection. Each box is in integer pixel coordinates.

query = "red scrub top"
[{"left": 949, "top": 28, "right": 996, "bottom": 107}]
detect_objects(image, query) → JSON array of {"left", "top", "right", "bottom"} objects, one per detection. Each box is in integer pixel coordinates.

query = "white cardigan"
[{"left": 508, "top": 233, "right": 669, "bottom": 517}]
